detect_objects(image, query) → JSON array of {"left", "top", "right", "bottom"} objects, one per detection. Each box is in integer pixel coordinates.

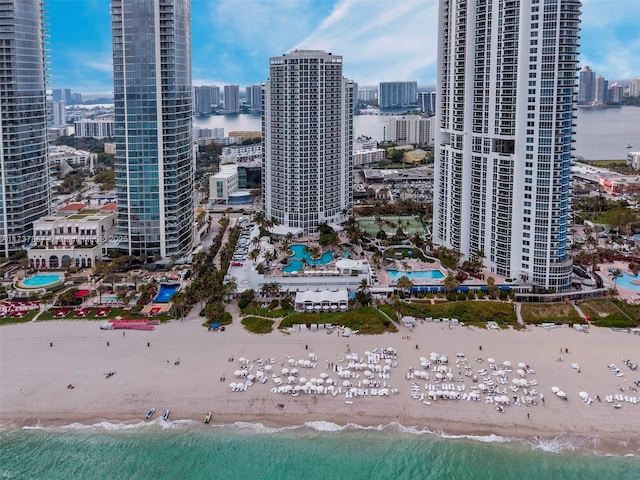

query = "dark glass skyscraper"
[
  {"left": 111, "top": 0, "right": 194, "bottom": 258},
  {"left": 0, "top": 0, "right": 50, "bottom": 258}
]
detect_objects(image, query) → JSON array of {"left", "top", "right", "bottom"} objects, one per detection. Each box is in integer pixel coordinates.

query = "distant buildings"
[
  {"left": 417, "top": 92, "right": 436, "bottom": 115},
  {"left": 0, "top": 0, "right": 51, "bottom": 257},
  {"left": 378, "top": 81, "right": 417, "bottom": 108},
  {"left": 609, "top": 83, "right": 624, "bottom": 104},
  {"left": 578, "top": 66, "right": 596, "bottom": 104},
  {"left": 353, "top": 136, "right": 385, "bottom": 167},
  {"left": 434, "top": 0, "right": 580, "bottom": 292},
  {"left": 245, "top": 84, "right": 262, "bottom": 112},
  {"left": 262, "top": 50, "right": 353, "bottom": 235},
  {"left": 52, "top": 101, "right": 66, "bottom": 127},
  {"left": 387, "top": 115, "right": 434, "bottom": 146},
  {"left": 224, "top": 85, "right": 240, "bottom": 113},
  {"left": 194, "top": 85, "right": 217, "bottom": 115},
  {"left": 112, "top": 0, "right": 194, "bottom": 258},
  {"left": 630, "top": 79, "right": 640, "bottom": 98},
  {"left": 358, "top": 88, "right": 376, "bottom": 102},
  {"left": 74, "top": 117, "right": 115, "bottom": 139}
]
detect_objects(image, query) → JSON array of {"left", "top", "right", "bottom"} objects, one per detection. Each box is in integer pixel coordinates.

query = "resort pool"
[
  {"left": 19, "top": 273, "right": 64, "bottom": 289},
  {"left": 610, "top": 271, "right": 640, "bottom": 291},
  {"left": 283, "top": 244, "right": 334, "bottom": 273},
  {"left": 154, "top": 284, "right": 180, "bottom": 303},
  {"left": 386, "top": 269, "right": 444, "bottom": 281}
]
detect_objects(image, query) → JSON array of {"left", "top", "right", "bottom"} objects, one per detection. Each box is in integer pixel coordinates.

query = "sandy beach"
[{"left": 1, "top": 313, "right": 639, "bottom": 450}]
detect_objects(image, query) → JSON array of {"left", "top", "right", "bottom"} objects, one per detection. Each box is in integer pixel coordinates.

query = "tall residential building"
[
  {"left": 630, "top": 78, "right": 640, "bottom": 98},
  {"left": 245, "top": 84, "right": 262, "bottom": 112},
  {"left": 262, "top": 50, "right": 353, "bottom": 234},
  {"left": 378, "top": 81, "right": 417, "bottom": 108},
  {"left": 434, "top": 0, "right": 581, "bottom": 292},
  {"left": 609, "top": 82, "right": 624, "bottom": 104},
  {"left": 0, "top": 0, "right": 51, "bottom": 257},
  {"left": 578, "top": 65, "right": 596, "bottom": 104},
  {"left": 595, "top": 75, "right": 608, "bottom": 104},
  {"left": 194, "top": 85, "right": 214, "bottom": 115},
  {"left": 418, "top": 91, "right": 437, "bottom": 115},
  {"left": 52, "top": 100, "right": 66, "bottom": 127},
  {"left": 224, "top": 85, "right": 240, "bottom": 113},
  {"left": 111, "top": 0, "right": 194, "bottom": 258},
  {"left": 358, "top": 88, "right": 377, "bottom": 102}
]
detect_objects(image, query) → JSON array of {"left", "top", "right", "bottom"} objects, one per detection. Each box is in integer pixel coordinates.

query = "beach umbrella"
[
  {"left": 488, "top": 358, "right": 496, "bottom": 364},
  {"left": 273, "top": 377, "right": 283, "bottom": 385},
  {"left": 387, "top": 347, "right": 395, "bottom": 353},
  {"left": 342, "top": 380, "right": 351, "bottom": 387},
  {"left": 364, "top": 370, "right": 372, "bottom": 377},
  {"left": 419, "top": 356, "right": 427, "bottom": 363},
  {"left": 517, "top": 369, "right": 526, "bottom": 377},
  {"left": 556, "top": 391, "right": 566, "bottom": 399},
  {"left": 503, "top": 361, "right": 512, "bottom": 367},
  {"left": 290, "top": 368, "right": 299, "bottom": 375},
  {"left": 479, "top": 383, "right": 487, "bottom": 391},
  {"left": 327, "top": 385, "right": 335, "bottom": 392},
  {"left": 298, "top": 377, "right": 307, "bottom": 384},
  {"left": 362, "top": 379, "right": 370, "bottom": 386},
  {"left": 579, "top": 391, "right": 589, "bottom": 400},
  {"left": 264, "top": 365, "right": 272, "bottom": 371},
  {"left": 288, "top": 358, "right": 295, "bottom": 365},
  {"left": 446, "top": 372, "right": 454, "bottom": 380},
  {"left": 229, "top": 382, "right": 236, "bottom": 389},
  {"left": 320, "top": 372, "right": 329, "bottom": 379},
  {"left": 518, "top": 362, "right": 527, "bottom": 369},
  {"left": 287, "top": 375, "right": 296, "bottom": 383},
  {"left": 512, "top": 379, "right": 520, "bottom": 385},
  {"left": 247, "top": 374, "right": 255, "bottom": 381},
  {"left": 421, "top": 361, "right": 429, "bottom": 368},
  {"left": 551, "top": 386, "right": 560, "bottom": 394}
]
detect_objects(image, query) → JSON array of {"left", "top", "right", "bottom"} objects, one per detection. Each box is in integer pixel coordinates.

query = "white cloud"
[{"left": 294, "top": 0, "right": 439, "bottom": 85}]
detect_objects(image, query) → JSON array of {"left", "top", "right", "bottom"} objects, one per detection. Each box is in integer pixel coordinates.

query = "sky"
[{"left": 46, "top": 0, "right": 640, "bottom": 94}]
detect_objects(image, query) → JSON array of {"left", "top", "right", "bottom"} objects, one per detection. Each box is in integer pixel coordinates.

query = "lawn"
[
  {"left": 357, "top": 215, "right": 425, "bottom": 236},
  {"left": 383, "top": 247, "right": 432, "bottom": 262},
  {"left": 37, "top": 307, "right": 173, "bottom": 323},
  {"left": 0, "top": 310, "right": 38, "bottom": 326},
  {"left": 578, "top": 299, "right": 624, "bottom": 320},
  {"left": 279, "top": 306, "right": 397, "bottom": 334}
]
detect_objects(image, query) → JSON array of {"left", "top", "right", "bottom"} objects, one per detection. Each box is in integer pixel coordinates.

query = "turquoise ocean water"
[{"left": 1, "top": 421, "right": 639, "bottom": 479}]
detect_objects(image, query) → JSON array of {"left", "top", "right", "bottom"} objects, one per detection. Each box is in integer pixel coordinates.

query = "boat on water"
[
  {"left": 204, "top": 412, "right": 211, "bottom": 424},
  {"left": 162, "top": 409, "right": 170, "bottom": 421},
  {"left": 626, "top": 144, "right": 633, "bottom": 149},
  {"left": 146, "top": 407, "right": 155, "bottom": 419}
]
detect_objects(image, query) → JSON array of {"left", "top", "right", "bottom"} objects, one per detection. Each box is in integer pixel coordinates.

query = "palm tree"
[
  {"left": 443, "top": 274, "right": 460, "bottom": 294},
  {"left": 97, "top": 284, "right": 109, "bottom": 304},
  {"left": 358, "top": 278, "right": 369, "bottom": 294},
  {"left": 610, "top": 268, "right": 623, "bottom": 290},
  {"left": 396, "top": 275, "right": 413, "bottom": 296}
]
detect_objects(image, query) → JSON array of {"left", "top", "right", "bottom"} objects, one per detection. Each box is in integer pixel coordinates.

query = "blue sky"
[{"left": 47, "top": 0, "right": 640, "bottom": 94}]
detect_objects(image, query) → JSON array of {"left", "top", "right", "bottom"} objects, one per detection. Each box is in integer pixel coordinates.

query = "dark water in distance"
[{"left": 194, "top": 106, "right": 640, "bottom": 161}]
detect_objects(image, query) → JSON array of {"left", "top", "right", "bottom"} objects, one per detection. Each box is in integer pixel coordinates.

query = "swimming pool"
[
  {"left": 386, "top": 269, "right": 444, "bottom": 281},
  {"left": 609, "top": 271, "right": 640, "bottom": 291},
  {"left": 283, "top": 245, "right": 333, "bottom": 273},
  {"left": 154, "top": 284, "right": 180, "bottom": 303},
  {"left": 18, "top": 273, "right": 64, "bottom": 289}
]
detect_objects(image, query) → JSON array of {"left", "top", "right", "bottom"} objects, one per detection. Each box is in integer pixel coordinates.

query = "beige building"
[{"left": 28, "top": 203, "right": 117, "bottom": 269}]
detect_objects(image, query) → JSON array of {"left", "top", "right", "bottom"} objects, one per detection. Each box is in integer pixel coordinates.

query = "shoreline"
[
  {"left": 2, "top": 318, "right": 639, "bottom": 457},
  {"left": 2, "top": 412, "right": 638, "bottom": 457}
]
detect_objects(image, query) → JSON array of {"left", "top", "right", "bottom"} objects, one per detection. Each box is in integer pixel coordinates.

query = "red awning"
[{"left": 74, "top": 289, "right": 91, "bottom": 298}]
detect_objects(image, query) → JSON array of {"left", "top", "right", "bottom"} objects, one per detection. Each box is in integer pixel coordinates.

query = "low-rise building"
[{"left": 28, "top": 203, "right": 117, "bottom": 269}]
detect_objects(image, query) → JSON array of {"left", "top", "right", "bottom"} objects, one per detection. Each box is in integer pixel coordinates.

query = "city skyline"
[{"left": 47, "top": 0, "right": 640, "bottom": 94}]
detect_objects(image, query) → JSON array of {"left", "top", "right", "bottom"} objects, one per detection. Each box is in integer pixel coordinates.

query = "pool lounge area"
[
  {"left": 283, "top": 245, "right": 334, "bottom": 273},
  {"left": 386, "top": 269, "right": 445, "bottom": 282}
]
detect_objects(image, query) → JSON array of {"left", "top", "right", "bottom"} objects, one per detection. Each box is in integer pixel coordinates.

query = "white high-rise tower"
[
  {"left": 433, "top": 0, "right": 581, "bottom": 292},
  {"left": 262, "top": 50, "right": 353, "bottom": 234}
]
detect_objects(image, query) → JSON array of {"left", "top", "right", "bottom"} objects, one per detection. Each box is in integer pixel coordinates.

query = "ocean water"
[{"left": 1, "top": 421, "right": 638, "bottom": 480}]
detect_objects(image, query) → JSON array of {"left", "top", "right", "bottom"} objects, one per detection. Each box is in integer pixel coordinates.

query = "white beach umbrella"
[
  {"left": 518, "top": 362, "right": 527, "bottom": 369},
  {"left": 421, "top": 361, "right": 429, "bottom": 368},
  {"left": 320, "top": 372, "right": 329, "bottom": 379},
  {"left": 290, "top": 368, "right": 299, "bottom": 375},
  {"left": 234, "top": 370, "right": 243, "bottom": 377},
  {"left": 364, "top": 370, "right": 372, "bottom": 377},
  {"left": 287, "top": 375, "right": 296, "bottom": 383},
  {"left": 556, "top": 391, "right": 566, "bottom": 398},
  {"left": 229, "top": 382, "right": 237, "bottom": 389},
  {"left": 503, "top": 361, "right": 512, "bottom": 367},
  {"left": 247, "top": 374, "right": 255, "bottom": 381},
  {"left": 488, "top": 358, "right": 496, "bottom": 364},
  {"left": 517, "top": 369, "right": 526, "bottom": 377},
  {"left": 298, "top": 377, "right": 307, "bottom": 384},
  {"left": 512, "top": 378, "right": 520, "bottom": 385},
  {"left": 239, "top": 357, "right": 246, "bottom": 364},
  {"left": 479, "top": 384, "right": 487, "bottom": 391},
  {"left": 273, "top": 377, "right": 283, "bottom": 385},
  {"left": 362, "top": 379, "right": 370, "bottom": 386},
  {"left": 551, "top": 386, "right": 560, "bottom": 394},
  {"left": 342, "top": 380, "right": 351, "bottom": 387},
  {"left": 264, "top": 365, "right": 272, "bottom": 371},
  {"left": 281, "top": 368, "right": 290, "bottom": 375},
  {"left": 579, "top": 391, "right": 589, "bottom": 400},
  {"left": 288, "top": 358, "right": 295, "bottom": 365},
  {"left": 419, "top": 356, "right": 427, "bottom": 363}
]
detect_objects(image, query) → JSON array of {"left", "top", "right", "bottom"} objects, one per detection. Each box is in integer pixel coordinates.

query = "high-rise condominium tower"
[
  {"left": 0, "top": 0, "right": 50, "bottom": 257},
  {"left": 434, "top": 0, "right": 581, "bottom": 292},
  {"left": 111, "top": 0, "right": 194, "bottom": 258},
  {"left": 262, "top": 50, "right": 353, "bottom": 234}
]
